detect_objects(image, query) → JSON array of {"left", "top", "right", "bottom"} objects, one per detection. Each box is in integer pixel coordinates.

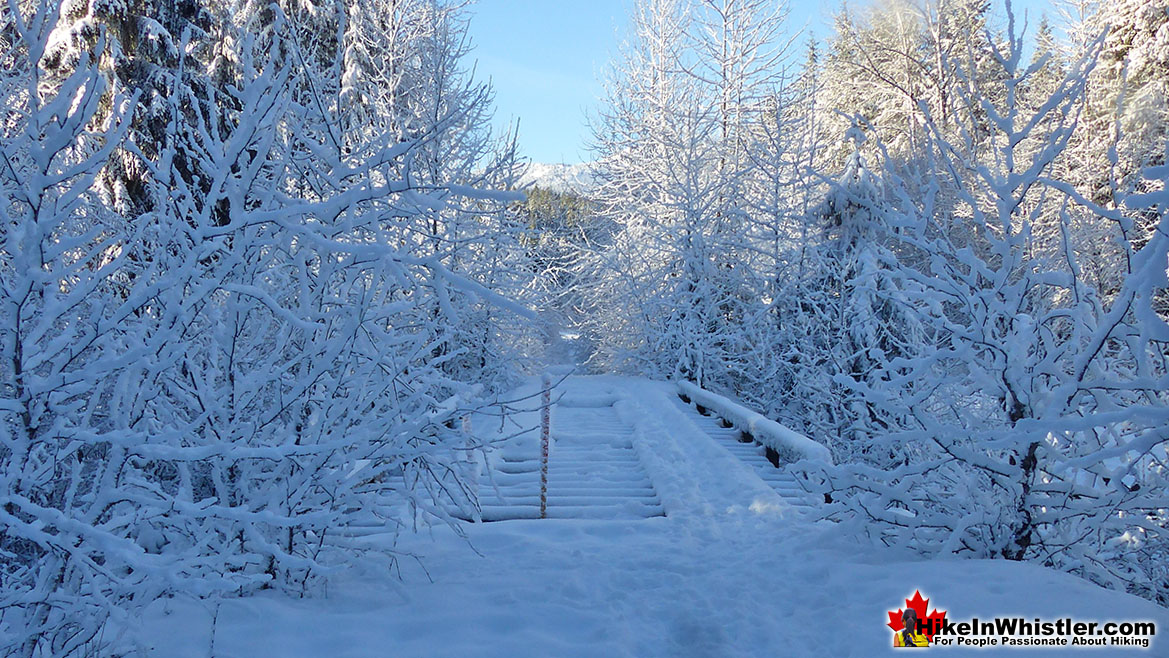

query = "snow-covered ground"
[{"left": 128, "top": 377, "right": 1167, "bottom": 657}]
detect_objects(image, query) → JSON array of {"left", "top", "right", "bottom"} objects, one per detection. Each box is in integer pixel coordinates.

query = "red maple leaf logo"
[{"left": 887, "top": 590, "right": 947, "bottom": 641}]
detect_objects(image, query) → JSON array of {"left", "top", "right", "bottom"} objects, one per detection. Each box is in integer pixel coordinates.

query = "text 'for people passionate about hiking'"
[{"left": 888, "top": 591, "right": 1157, "bottom": 649}]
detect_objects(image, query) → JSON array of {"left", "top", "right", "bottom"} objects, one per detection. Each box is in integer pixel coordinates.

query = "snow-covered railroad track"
[
  {"left": 670, "top": 396, "right": 819, "bottom": 513},
  {"left": 470, "top": 400, "right": 665, "bottom": 521}
]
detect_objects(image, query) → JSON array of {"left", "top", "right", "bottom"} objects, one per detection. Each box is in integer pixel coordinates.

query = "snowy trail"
[{"left": 132, "top": 376, "right": 1169, "bottom": 658}]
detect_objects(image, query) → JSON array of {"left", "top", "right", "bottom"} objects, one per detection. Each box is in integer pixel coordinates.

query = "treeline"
[
  {"left": 515, "top": 186, "right": 610, "bottom": 333},
  {"left": 582, "top": 0, "right": 1168, "bottom": 604},
  {"left": 0, "top": 0, "right": 534, "bottom": 655}
]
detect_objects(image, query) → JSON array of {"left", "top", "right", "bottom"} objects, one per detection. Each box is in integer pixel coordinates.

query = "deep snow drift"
[{"left": 128, "top": 377, "right": 1167, "bottom": 657}]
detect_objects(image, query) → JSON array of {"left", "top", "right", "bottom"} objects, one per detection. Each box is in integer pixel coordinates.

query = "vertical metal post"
[{"left": 540, "top": 373, "right": 551, "bottom": 519}]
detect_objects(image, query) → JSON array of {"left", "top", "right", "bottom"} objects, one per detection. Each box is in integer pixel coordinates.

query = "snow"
[
  {"left": 11, "top": 0, "right": 1168, "bottom": 653},
  {"left": 125, "top": 376, "right": 1167, "bottom": 658},
  {"left": 137, "top": 537, "right": 1168, "bottom": 657},
  {"left": 517, "top": 162, "right": 597, "bottom": 195},
  {"left": 677, "top": 381, "right": 835, "bottom": 464}
]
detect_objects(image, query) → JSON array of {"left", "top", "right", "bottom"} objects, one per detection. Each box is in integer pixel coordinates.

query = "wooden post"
[{"left": 540, "top": 373, "right": 551, "bottom": 519}]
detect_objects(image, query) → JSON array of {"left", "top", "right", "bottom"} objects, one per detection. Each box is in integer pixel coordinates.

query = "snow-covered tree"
[
  {"left": 1, "top": 2, "right": 533, "bottom": 655},
  {"left": 798, "top": 8, "right": 1169, "bottom": 603},
  {"left": 1, "top": 7, "right": 162, "bottom": 653},
  {"left": 817, "top": 0, "right": 1003, "bottom": 172},
  {"left": 583, "top": 0, "right": 795, "bottom": 390},
  {"left": 1092, "top": 0, "right": 1169, "bottom": 180},
  {"left": 38, "top": 0, "right": 217, "bottom": 218}
]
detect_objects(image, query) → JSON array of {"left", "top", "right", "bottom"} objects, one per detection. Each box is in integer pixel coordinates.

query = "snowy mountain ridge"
[{"left": 517, "top": 161, "right": 597, "bottom": 195}]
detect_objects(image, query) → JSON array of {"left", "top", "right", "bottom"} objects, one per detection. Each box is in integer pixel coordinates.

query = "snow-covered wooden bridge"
[
  {"left": 135, "top": 388, "right": 1169, "bottom": 658},
  {"left": 463, "top": 376, "right": 830, "bottom": 523}
]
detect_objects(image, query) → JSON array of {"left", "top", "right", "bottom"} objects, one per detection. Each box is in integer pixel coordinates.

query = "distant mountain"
[{"left": 517, "top": 162, "right": 597, "bottom": 196}]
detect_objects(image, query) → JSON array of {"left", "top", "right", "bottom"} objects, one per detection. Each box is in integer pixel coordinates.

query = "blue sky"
[
  {"left": 467, "top": 0, "right": 1055, "bottom": 165},
  {"left": 467, "top": 0, "right": 630, "bottom": 165}
]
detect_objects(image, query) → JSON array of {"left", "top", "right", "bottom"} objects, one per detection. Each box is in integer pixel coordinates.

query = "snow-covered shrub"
[
  {"left": 0, "top": 2, "right": 531, "bottom": 656},
  {"left": 794, "top": 11, "right": 1169, "bottom": 604}
]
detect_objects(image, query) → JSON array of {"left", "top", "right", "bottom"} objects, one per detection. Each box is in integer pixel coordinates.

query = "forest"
[
  {"left": 0, "top": 0, "right": 1166, "bottom": 655},
  {"left": 578, "top": 0, "right": 1168, "bottom": 610}
]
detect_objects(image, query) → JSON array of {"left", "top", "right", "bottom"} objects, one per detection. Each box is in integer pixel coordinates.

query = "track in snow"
[
  {"left": 470, "top": 399, "right": 664, "bottom": 521},
  {"left": 670, "top": 395, "right": 819, "bottom": 513}
]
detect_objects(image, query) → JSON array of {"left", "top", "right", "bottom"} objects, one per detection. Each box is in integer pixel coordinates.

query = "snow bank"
[{"left": 676, "top": 381, "right": 833, "bottom": 465}]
